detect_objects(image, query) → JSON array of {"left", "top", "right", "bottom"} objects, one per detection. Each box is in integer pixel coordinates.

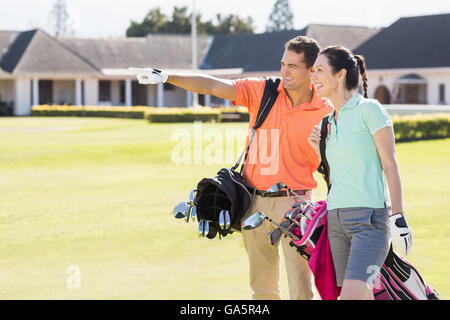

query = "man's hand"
[
  {"left": 128, "top": 67, "right": 168, "bottom": 85},
  {"left": 389, "top": 212, "right": 413, "bottom": 255}
]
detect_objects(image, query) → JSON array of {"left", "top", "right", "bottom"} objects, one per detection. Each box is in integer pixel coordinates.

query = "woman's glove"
[{"left": 389, "top": 212, "right": 413, "bottom": 255}]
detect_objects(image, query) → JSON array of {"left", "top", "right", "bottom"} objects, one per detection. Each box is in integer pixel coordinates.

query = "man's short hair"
[{"left": 284, "top": 36, "right": 321, "bottom": 69}]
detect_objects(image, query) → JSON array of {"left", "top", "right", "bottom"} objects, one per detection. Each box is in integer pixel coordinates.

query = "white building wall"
[
  {"left": 14, "top": 78, "right": 31, "bottom": 116},
  {"left": 84, "top": 79, "right": 99, "bottom": 106},
  {"left": 367, "top": 69, "right": 450, "bottom": 105},
  {"left": 426, "top": 75, "right": 450, "bottom": 105}
]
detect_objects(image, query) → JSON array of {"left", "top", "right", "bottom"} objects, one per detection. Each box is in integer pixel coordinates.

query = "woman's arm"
[{"left": 372, "top": 126, "right": 403, "bottom": 214}]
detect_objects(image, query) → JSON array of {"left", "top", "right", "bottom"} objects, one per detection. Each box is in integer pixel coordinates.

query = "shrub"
[
  {"left": 32, "top": 105, "right": 148, "bottom": 119},
  {"left": 31, "top": 106, "right": 450, "bottom": 142},
  {"left": 391, "top": 113, "right": 450, "bottom": 141}
]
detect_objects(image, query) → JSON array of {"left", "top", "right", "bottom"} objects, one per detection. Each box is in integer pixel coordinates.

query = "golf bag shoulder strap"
[
  {"left": 317, "top": 115, "right": 331, "bottom": 193},
  {"left": 232, "top": 77, "right": 281, "bottom": 172},
  {"left": 253, "top": 77, "right": 281, "bottom": 130}
]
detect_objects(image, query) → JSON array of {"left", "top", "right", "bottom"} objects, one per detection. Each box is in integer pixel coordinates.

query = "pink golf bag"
[{"left": 285, "top": 201, "right": 439, "bottom": 300}]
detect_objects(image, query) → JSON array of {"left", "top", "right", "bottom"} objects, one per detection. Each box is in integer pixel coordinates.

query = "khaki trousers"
[{"left": 241, "top": 192, "right": 314, "bottom": 300}]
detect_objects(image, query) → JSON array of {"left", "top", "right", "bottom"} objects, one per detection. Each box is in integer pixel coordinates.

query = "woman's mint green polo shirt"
[{"left": 326, "top": 93, "right": 392, "bottom": 210}]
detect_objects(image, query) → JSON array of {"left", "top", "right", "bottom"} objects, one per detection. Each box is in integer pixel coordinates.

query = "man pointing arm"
[{"left": 128, "top": 67, "right": 236, "bottom": 101}]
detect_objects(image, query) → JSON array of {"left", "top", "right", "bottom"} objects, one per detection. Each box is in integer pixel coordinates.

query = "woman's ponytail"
[{"left": 355, "top": 55, "right": 368, "bottom": 98}]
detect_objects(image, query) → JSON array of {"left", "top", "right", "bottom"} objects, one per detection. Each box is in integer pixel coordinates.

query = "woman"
[{"left": 308, "top": 46, "right": 413, "bottom": 300}]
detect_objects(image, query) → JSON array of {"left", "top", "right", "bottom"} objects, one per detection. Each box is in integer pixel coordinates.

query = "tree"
[
  {"left": 126, "top": 7, "right": 254, "bottom": 37},
  {"left": 127, "top": 8, "right": 168, "bottom": 37},
  {"left": 204, "top": 14, "right": 254, "bottom": 34},
  {"left": 49, "top": 0, "right": 69, "bottom": 37},
  {"left": 266, "top": 0, "right": 294, "bottom": 32}
]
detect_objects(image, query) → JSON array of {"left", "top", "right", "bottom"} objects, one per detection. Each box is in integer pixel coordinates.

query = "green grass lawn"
[{"left": 0, "top": 117, "right": 448, "bottom": 299}]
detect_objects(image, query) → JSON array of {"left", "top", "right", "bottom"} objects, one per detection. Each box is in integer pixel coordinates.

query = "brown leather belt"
[{"left": 253, "top": 189, "right": 309, "bottom": 197}]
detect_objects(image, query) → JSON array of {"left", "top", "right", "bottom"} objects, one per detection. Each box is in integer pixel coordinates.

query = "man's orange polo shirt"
[{"left": 232, "top": 78, "right": 333, "bottom": 191}]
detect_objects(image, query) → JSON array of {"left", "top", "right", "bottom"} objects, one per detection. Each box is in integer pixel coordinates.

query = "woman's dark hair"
[{"left": 320, "top": 46, "right": 368, "bottom": 98}]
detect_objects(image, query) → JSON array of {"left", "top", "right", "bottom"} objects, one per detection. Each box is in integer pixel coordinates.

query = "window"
[
  {"left": 39, "top": 80, "right": 53, "bottom": 104},
  {"left": 132, "top": 80, "right": 147, "bottom": 106},
  {"left": 99, "top": 80, "right": 111, "bottom": 102}
]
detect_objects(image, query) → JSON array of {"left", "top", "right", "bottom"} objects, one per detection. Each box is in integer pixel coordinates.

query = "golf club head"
[
  {"left": 292, "top": 201, "right": 307, "bottom": 209},
  {"left": 302, "top": 203, "right": 314, "bottom": 219},
  {"left": 184, "top": 203, "right": 192, "bottom": 223},
  {"left": 241, "top": 211, "right": 266, "bottom": 230},
  {"left": 285, "top": 209, "right": 299, "bottom": 220},
  {"left": 173, "top": 201, "right": 188, "bottom": 219},
  {"left": 198, "top": 220, "right": 205, "bottom": 237},
  {"left": 189, "top": 189, "right": 197, "bottom": 203},
  {"left": 224, "top": 210, "right": 231, "bottom": 229},
  {"left": 190, "top": 205, "right": 197, "bottom": 221},
  {"left": 266, "top": 182, "right": 287, "bottom": 193},
  {"left": 269, "top": 228, "right": 282, "bottom": 245},
  {"left": 269, "top": 220, "right": 292, "bottom": 245},
  {"left": 204, "top": 220, "right": 210, "bottom": 236},
  {"left": 219, "top": 210, "right": 225, "bottom": 230}
]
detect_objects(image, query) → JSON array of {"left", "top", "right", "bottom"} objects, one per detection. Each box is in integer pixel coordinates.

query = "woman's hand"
[
  {"left": 308, "top": 125, "right": 322, "bottom": 158},
  {"left": 389, "top": 212, "right": 413, "bottom": 255}
]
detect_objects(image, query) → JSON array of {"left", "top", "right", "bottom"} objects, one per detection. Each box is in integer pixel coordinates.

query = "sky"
[{"left": 1, "top": 0, "right": 450, "bottom": 38}]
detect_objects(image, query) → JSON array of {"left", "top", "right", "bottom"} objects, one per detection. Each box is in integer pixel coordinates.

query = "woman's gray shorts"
[{"left": 327, "top": 207, "right": 391, "bottom": 287}]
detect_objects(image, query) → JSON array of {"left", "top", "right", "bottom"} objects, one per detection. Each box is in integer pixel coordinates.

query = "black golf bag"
[{"left": 193, "top": 77, "right": 281, "bottom": 239}]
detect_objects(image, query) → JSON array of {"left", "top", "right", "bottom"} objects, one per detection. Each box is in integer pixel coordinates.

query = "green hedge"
[
  {"left": 146, "top": 111, "right": 220, "bottom": 123},
  {"left": 31, "top": 106, "right": 450, "bottom": 141},
  {"left": 31, "top": 105, "right": 249, "bottom": 122},
  {"left": 32, "top": 106, "right": 147, "bottom": 119},
  {"left": 392, "top": 114, "right": 450, "bottom": 141}
]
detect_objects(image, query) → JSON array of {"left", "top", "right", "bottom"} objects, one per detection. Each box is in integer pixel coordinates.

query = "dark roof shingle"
[
  {"left": 354, "top": 14, "right": 450, "bottom": 69},
  {"left": 61, "top": 34, "right": 213, "bottom": 69},
  {"left": 1, "top": 29, "right": 100, "bottom": 75},
  {"left": 201, "top": 24, "right": 381, "bottom": 72}
]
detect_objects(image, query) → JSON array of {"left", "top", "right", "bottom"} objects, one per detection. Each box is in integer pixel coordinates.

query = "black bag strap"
[
  {"left": 232, "top": 77, "right": 281, "bottom": 173},
  {"left": 317, "top": 115, "right": 332, "bottom": 193}
]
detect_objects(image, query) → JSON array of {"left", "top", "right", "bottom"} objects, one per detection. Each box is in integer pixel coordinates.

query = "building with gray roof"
[{"left": 1, "top": 13, "right": 449, "bottom": 116}]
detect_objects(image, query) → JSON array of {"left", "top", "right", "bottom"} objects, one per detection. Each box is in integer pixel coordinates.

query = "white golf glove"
[
  {"left": 128, "top": 67, "right": 168, "bottom": 85},
  {"left": 389, "top": 212, "right": 413, "bottom": 256}
]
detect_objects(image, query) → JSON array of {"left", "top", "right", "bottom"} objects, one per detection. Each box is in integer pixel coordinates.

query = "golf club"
[
  {"left": 267, "top": 182, "right": 316, "bottom": 207},
  {"left": 269, "top": 220, "right": 299, "bottom": 245},
  {"left": 224, "top": 210, "right": 230, "bottom": 229},
  {"left": 242, "top": 211, "right": 300, "bottom": 241},
  {"left": 284, "top": 210, "right": 302, "bottom": 227},
  {"left": 173, "top": 201, "right": 188, "bottom": 219},
  {"left": 204, "top": 220, "right": 210, "bottom": 236},
  {"left": 219, "top": 210, "right": 225, "bottom": 230},
  {"left": 190, "top": 205, "right": 197, "bottom": 221},
  {"left": 189, "top": 189, "right": 197, "bottom": 203},
  {"left": 185, "top": 203, "right": 192, "bottom": 223},
  {"left": 198, "top": 220, "right": 205, "bottom": 237}
]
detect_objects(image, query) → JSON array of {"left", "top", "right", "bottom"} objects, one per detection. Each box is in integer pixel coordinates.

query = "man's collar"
[{"left": 278, "top": 81, "right": 326, "bottom": 110}]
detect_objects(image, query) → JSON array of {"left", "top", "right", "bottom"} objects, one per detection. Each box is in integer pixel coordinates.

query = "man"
[{"left": 132, "top": 36, "right": 333, "bottom": 300}]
